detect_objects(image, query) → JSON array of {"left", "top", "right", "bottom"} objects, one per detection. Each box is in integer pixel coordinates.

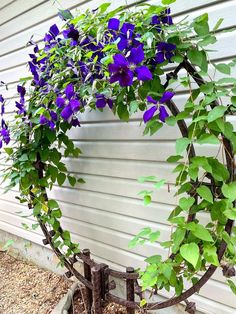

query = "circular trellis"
[
  {"left": 1, "top": 3, "right": 236, "bottom": 314},
  {"left": 30, "top": 58, "right": 234, "bottom": 313}
]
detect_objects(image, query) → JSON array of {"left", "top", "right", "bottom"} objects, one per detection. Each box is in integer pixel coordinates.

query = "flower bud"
[{"left": 222, "top": 264, "right": 236, "bottom": 278}]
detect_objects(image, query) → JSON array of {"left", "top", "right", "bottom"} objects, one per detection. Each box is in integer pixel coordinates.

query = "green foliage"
[{"left": 1, "top": 0, "right": 236, "bottom": 301}]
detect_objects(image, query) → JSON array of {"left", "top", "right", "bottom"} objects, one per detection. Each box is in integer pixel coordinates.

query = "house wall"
[{"left": 0, "top": 1, "right": 236, "bottom": 313}]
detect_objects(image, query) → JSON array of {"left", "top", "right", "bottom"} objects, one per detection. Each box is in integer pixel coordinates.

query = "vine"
[{"left": 0, "top": 0, "right": 236, "bottom": 308}]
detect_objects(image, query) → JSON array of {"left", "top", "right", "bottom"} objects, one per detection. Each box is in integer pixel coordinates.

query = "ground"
[
  {"left": 0, "top": 252, "right": 71, "bottom": 314},
  {"left": 0, "top": 251, "right": 142, "bottom": 314}
]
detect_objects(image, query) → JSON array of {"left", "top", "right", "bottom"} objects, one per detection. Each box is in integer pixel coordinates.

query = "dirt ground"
[
  {"left": 0, "top": 252, "right": 142, "bottom": 314},
  {"left": 0, "top": 252, "right": 71, "bottom": 314}
]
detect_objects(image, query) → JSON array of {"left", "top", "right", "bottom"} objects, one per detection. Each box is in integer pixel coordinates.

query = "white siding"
[{"left": 0, "top": 1, "right": 236, "bottom": 313}]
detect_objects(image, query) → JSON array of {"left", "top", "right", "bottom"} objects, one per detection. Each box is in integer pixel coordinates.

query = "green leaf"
[
  {"left": 149, "top": 231, "right": 161, "bottom": 243},
  {"left": 227, "top": 280, "right": 236, "bottom": 295},
  {"left": 187, "top": 223, "right": 214, "bottom": 242},
  {"left": 2, "top": 239, "right": 14, "bottom": 251},
  {"left": 48, "top": 200, "right": 59, "bottom": 209},
  {"left": 224, "top": 208, "right": 236, "bottom": 220},
  {"left": 197, "top": 185, "right": 213, "bottom": 203},
  {"left": 138, "top": 176, "right": 157, "bottom": 183},
  {"left": 162, "top": 0, "right": 176, "bottom": 4},
  {"left": 214, "top": 63, "right": 231, "bottom": 75},
  {"left": 145, "top": 255, "right": 162, "bottom": 264},
  {"left": 180, "top": 243, "right": 200, "bottom": 268},
  {"left": 172, "top": 228, "right": 186, "bottom": 253},
  {"left": 207, "top": 106, "right": 227, "bottom": 123},
  {"left": 58, "top": 9, "right": 73, "bottom": 20},
  {"left": 62, "top": 230, "right": 71, "bottom": 241},
  {"left": 212, "top": 18, "right": 224, "bottom": 31},
  {"left": 222, "top": 182, "right": 236, "bottom": 201},
  {"left": 68, "top": 175, "right": 77, "bottom": 187},
  {"left": 144, "top": 195, "right": 151, "bottom": 206},
  {"left": 167, "top": 155, "right": 183, "bottom": 163},
  {"left": 197, "top": 134, "right": 220, "bottom": 145},
  {"left": 179, "top": 197, "right": 195, "bottom": 211},
  {"left": 176, "top": 137, "right": 191, "bottom": 154},
  {"left": 203, "top": 244, "right": 219, "bottom": 266},
  {"left": 57, "top": 173, "right": 66, "bottom": 186},
  {"left": 4, "top": 147, "right": 13, "bottom": 155},
  {"left": 154, "top": 179, "right": 166, "bottom": 189},
  {"left": 99, "top": 2, "right": 111, "bottom": 13}
]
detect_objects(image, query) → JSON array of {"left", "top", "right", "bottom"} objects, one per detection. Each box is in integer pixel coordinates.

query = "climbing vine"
[{"left": 0, "top": 0, "right": 236, "bottom": 306}]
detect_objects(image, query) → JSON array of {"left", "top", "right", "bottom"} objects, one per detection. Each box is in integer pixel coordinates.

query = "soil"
[
  {"left": 0, "top": 252, "right": 71, "bottom": 314},
  {"left": 69, "top": 288, "right": 143, "bottom": 314},
  {"left": 0, "top": 251, "right": 142, "bottom": 314}
]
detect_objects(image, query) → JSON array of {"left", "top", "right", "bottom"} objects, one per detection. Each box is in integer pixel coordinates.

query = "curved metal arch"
[{"left": 33, "top": 58, "right": 234, "bottom": 312}]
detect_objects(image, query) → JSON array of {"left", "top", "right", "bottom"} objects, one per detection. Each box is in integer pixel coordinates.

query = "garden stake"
[
  {"left": 83, "top": 249, "right": 93, "bottom": 314},
  {"left": 91, "top": 265, "right": 103, "bottom": 314},
  {"left": 126, "top": 267, "right": 135, "bottom": 314}
]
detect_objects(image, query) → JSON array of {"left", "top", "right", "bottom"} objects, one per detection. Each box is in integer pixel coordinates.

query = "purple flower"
[
  {"left": 65, "top": 83, "right": 74, "bottom": 100},
  {"left": 143, "top": 91, "right": 174, "bottom": 123},
  {"left": 56, "top": 97, "right": 65, "bottom": 108},
  {"left": 156, "top": 42, "right": 176, "bottom": 64},
  {"left": 0, "top": 95, "right": 4, "bottom": 116},
  {"left": 108, "top": 18, "right": 120, "bottom": 31},
  {"left": 49, "top": 24, "right": 59, "bottom": 38},
  {"left": 63, "top": 24, "right": 79, "bottom": 46},
  {"left": 95, "top": 94, "right": 113, "bottom": 109},
  {"left": 108, "top": 46, "right": 152, "bottom": 87},
  {"left": 151, "top": 9, "right": 173, "bottom": 31},
  {"left": 0, "top": 124, "right": 10, "bottom": 146},
  {"left": 57, "top": 83, "right": 82, "bottom": 122},
  {"left": 15, "top": 85, "right": 26, "bottom": 115}
]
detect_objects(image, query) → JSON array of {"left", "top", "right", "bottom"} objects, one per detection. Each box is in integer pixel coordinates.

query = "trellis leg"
[
  {"left": 91, "top": 265, "right": 103, "bottom": 314},
  {"left": 83, "top": 249, "right": 93, "bottom": 314},
  {"left": 126, "top": 267, "right": 135, "bottom": 314}
]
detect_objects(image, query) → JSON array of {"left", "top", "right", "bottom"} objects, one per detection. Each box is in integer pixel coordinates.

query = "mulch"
[
  {"left": 0, "top": 251, "right": 142, "bottom": 314},
  {"left": 0, "top": 252, "right": 71, "bottom": 314}
]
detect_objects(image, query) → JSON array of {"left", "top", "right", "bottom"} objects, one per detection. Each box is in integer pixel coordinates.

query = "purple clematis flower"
[
  {"left": 63, "top": 24, "right": 79, "bottom": 46},
  {"left": 108, "top": 46, "right": 152, "bottom": 87},
  {"left": 95, "top": 94, "right": 113, "bottom": 109},
  {"left": 0, "top": 121, "right": 10, "bottom": 147},
  {"left": 108, "top": 19, "right": 141, "bottom": 51},
  {"left": 0, "top": 94, "right": 4, "bottom": 116},
  {"left": 151, "top": 8, "right": 173, "bottom": 31},
  {"left": 56, "top": 83, "right": 82, "bottom": 123},
  {"left": 155, "top": 42, "right": 176, "bottom": 64},
  {"left": 143, "top": 91, "right": 174, "bottom": 123},
  {"left": 15, "top": 85, "right": 26, "bottom": 115}
]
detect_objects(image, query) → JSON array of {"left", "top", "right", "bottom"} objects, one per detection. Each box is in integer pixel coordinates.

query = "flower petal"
[
  {"left": 143, "top": 106, "right": 157, "bottom": 123},
  {"left": 49, "top": 24, "right": 59, "bottom": 37},
  {"left": 127, "top": 45, "right": 144, "bottom": 65},
  {"left": 113, "top": 54, "right": 128, "bottom": 66},
  {"left": 65, "top": 83, "right": 74, "bottom": 100},
  {"left": 136, "top": 66, "right": 153, "bottom": 81},
  {"left": 147, "top": 96, "right": 158, "bottom": 104},
  {"left": 110, "top": 73, "right": 121, "bottom": 84},
  {"left": 159, "top": 105, "right": 169, "bottom": 122},
  {"left": 120, "top": 22, "right": 135, "bottom": 34},
  {"left": 96, "top": 97, "right": 106, "bottom": 108},
  {"left": 119, "top": 70, "right": 134, "bottom": 87},
  {"left": 155, "top": 51, "right": 165, "bottom": 64},
  {"left": 61, "top": 104, "right": 73, "bottom": 120},
  {"left": 108, "top": 18, "right": 120, "bottom": 31},
  {"left": 56, "top": 97, "right": 65, "bottom": 108},
  {"left": 117, "top": 37, "right": 129, "bottom": 51},
  {"left": 70, "top": 99, "right": 81, "bottom": 112},
  {"left": 159, "top": 91, "right": 174, "bottom": 104}
]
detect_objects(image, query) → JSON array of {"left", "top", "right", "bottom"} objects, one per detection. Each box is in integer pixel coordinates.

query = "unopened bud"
[
  {"left": 185, "top": 301, "right": 196, "bottom": 314},
  {"left": 222, "top": 264, "right": 236, "bottom": 278}
]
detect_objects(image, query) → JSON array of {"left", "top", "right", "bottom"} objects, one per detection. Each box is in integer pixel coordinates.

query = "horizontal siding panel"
[{"left": 0, "top": 0, "right": 45, "bottom": 26}]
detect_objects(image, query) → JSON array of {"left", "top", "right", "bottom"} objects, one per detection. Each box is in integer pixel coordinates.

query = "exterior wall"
[{"left": 0, "top": 1, "right": 236, "bottom": 313}]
